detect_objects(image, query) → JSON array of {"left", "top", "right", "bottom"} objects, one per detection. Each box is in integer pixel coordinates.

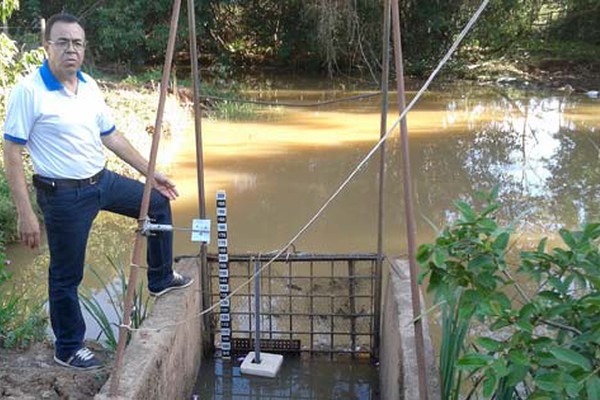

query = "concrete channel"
[{"left": 95, "top": 257, "right": 439, "bottom": 399}]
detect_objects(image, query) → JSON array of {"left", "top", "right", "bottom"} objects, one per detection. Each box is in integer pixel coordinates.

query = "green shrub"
[
  {"left": 0, "top": 30, "right": 48, "bottom": 345},
  {"left": 418, "top": 188, "right": 600, "bottom": 399},
  {"left": 0, "top": 171, "right": 18, "bottom": 244},
  {"left": 0, "top": 32, "right": 45, "bottom": 120}
]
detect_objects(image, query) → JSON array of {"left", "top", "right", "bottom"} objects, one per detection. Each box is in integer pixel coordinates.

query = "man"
[{"left": 2, "top": 13, "right": 192, "bottom": 370}]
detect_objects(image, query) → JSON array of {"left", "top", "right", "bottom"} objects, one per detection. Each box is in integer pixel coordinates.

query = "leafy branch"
[{"left": 418, "top": 188, "right": 600, "bottom": 399}]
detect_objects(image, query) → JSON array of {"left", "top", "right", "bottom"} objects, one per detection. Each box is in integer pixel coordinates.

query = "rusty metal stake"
[
  {"left": 391, "top": 1, "right": 429, "bottom": 399},
  {"left": 186, "top": 0, "right": 211, "bottom": 353},
  {"left": 374, "top": 0, "right": 392, "bottom": 361},
  {"left": 109, "top": 0, "right": 182, "bottom": 396}
]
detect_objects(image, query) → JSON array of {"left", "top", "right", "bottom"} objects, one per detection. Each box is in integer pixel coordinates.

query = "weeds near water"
[
  {"left": 438, "top": 294, "right": 471, "bottom": 400},
  {"left": 212, "top": 99, "right": 258, "bottom": 120},
  {"left": 80, "top": 257, "right": 149, "bottom": 352},
  {"left": 0, "top": 259, "right": 47, "bottom": 349}
]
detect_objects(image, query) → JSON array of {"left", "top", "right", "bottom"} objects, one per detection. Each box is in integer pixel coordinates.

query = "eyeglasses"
[{"left": 48, "top": 39, "right": 87, "bottom": 52}]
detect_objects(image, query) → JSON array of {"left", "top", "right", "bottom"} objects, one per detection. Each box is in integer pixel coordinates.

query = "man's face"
[{"left": 44, "top": 21, "right": 86, "bottom": 79}]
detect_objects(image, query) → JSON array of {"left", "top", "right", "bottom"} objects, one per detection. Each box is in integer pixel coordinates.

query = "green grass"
[
  {"left": 439, "top": 296, "right": 471, "bottom": 400},
  {"left": 0, "top": 260, "right": 48, "bottom": 349},
  {"left": 120, "top": 67, "right": 164, "bottom": 86}
]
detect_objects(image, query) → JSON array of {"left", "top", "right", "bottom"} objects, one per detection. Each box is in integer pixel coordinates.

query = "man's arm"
[
  {"left": 101, "top": 131, "right": 179, "bottom": 200},
  {"left": 3, "top": 141, "right": 41, "bottom": 249}
]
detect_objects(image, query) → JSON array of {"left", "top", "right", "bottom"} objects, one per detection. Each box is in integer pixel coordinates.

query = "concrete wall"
[
  {"left": 95, "top": 256, "right": 438, "bottom": 399},
  {"left": 96, "top": 258, "right": 203, "bottom": 400},
  {"left": 380, "top": 258, "right": 440, "bottom": 400}
]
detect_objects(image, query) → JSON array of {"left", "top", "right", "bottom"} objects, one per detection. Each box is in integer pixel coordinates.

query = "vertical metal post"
[
  {"left": 309, "top": 260, "right": 315, "bottom": 356},
  {"left": 254, "top": 258, "right": 262, "bottom": 364},
  {"left": 110, "top": 0, "right": 182, "bottom": 396},
  {"left": 287, "top": 260, "right": 293, "bottom": 342},
  {"left": 391, "top": 1, "right": 428, "bottom": 399},
  {"left": 374, "top": 0, "right": 392, "bottom": 361},
  {"left": 268, "top": 259, "right": 273, "bottom": 340},
  {"left": 186, "top": 0, "right": 210, "bottom": 351},
  {"left": 349, "top": 260, "right": 357, "bottom": 359},
  {"left": 330, "top": 260, "right": 335, "bottom": 360}
]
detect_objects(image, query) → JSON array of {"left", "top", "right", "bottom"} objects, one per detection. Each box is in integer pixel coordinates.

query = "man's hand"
[
  {"left": 102, "top": 132, "right": 180, "bottom": 201},
  {"left": 152, "top": 171, "right": 179, "bottom": 200},
  {"left": 18, "top": 209, "right": 41, "bottom": 249},
  {"left": 3, "top": 141, "right": 41, "bottom": 250}
]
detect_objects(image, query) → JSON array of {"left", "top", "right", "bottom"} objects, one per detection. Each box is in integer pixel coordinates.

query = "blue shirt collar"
[{"left": 39, "top": 59, "right": 87, "bottom": 91}]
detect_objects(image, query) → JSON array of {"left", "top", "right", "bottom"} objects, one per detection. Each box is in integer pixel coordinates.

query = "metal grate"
[{"left": 208, "top": 253, "right": 379, "bottom": 359}]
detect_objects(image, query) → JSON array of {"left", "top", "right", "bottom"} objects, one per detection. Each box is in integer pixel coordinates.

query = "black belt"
[{"left": 33, "top": 169, "right": 105, "bottom": 191}]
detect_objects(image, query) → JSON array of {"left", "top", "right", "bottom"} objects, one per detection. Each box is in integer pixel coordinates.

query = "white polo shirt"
[{"left": 2, "top": 60, "right": 116, "bottom": 179}]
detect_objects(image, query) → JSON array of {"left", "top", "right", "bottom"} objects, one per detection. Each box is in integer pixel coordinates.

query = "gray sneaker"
[
  {"left": 149, "top": 272, "right": 193, "bottom": 297},
  {"left": 54, "top": 347, "right": 102, "bottom": 371}
]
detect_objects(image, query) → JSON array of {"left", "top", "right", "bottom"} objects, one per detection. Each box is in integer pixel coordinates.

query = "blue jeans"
[{"left": 35, "top": 169, "right": 174, "bottom": 359}]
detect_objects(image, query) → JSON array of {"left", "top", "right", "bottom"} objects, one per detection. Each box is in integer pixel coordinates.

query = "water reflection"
[
  {"left": 5, "top": 83, "right": 600, "bottom": 342},
  {"left": 194, "top": 357, "right": 378, "bottom": 400},
  {"left": 6, "top": 213, "right": 136, "bottom": 295}
]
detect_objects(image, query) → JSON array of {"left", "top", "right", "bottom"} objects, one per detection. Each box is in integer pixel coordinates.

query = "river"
[{"left": 5, "top": 80, "right": 600, "bottom": 346}]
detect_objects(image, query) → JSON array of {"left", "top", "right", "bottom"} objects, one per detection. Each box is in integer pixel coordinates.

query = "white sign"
[{"left": 191, "top": 219, "right": 211, "bottom": 243}]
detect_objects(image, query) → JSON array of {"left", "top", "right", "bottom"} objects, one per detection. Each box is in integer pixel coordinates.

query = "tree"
[{"left": 1, "top": 0, "right": 19, "bottom": 28}]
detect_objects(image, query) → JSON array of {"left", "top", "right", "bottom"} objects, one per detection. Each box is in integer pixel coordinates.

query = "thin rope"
[{"left": 122, "top": 0, "right": 491, "bottom": 333}]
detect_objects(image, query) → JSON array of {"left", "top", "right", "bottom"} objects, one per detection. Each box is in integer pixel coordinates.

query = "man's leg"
[
  {"left": 99, "top": 170, "right": 184, "bottom": 292},
  {"left": 36, "top": 186, "right": 99, "bottom": 361}
]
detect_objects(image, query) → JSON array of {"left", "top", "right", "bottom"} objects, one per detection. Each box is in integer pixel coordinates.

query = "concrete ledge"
[
  {"left": 96, "top": 258, "right": 203, "bottom": 400},
  {"left": 380, "top": 258, "right": 440, "bottom": 400}
]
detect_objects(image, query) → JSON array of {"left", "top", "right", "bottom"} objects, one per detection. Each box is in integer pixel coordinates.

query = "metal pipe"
[
  {"left": 186, "top": 0, "right": 211, "bottom": 353},
  {"left": 254, "top": 258, "right": 262, "bottom": 364},
  {"left": 109, "top": 0, "right": 182, "bottom": 396},
  {"left": 330, "top": 260, "right": 335, "bottom": 360},
  {"left": 349, "top": 260, "right": 357, "bottom": 359},
  {"left": 374, "top": 0, "right": 392, "bottom": 361},
  {"left": 391, "top": 1, "right": 428, "bottom": 399}
]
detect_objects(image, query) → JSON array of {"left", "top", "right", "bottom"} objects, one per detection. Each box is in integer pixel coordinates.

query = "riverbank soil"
[
  {"left": 0, "top": 341, "right": 110, "bottom": 399},
  {"left": 522, "top": 59, "right": 600, "bottom": 90},
  {"left": 463, "top": 57, "right": 599, "bottom": 92}
]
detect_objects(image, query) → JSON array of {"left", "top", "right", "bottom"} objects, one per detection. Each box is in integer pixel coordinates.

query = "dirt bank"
[{"left": 0, "top": 342, "right": 110, "bottom": 399}]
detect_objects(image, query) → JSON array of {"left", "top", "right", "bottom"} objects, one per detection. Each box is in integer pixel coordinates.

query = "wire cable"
[{"left": 123, "top": 0, "right": 491, "bottom": 333}]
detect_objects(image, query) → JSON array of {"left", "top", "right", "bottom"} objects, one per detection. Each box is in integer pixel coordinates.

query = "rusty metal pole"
[
  {"left": 374, "top": 0, "right": 392, "bottom": 361},
  {"left": 186, "top": 0, "right": 211, "bottom": 352},
  {"left": 391, "top": 1, "right": 428, "bottom": 400},
  {"left": 109, "top": 0, "right": 182, "bottom": 396}
]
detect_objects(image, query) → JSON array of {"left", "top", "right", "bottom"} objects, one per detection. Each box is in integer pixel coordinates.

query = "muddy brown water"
[{"left": 5, "top": 82, "right": 600, "bottom": 397}]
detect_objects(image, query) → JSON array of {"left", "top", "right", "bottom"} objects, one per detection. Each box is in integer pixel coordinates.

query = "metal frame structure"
[
  {"left": 110, "top": 0, "right": 446, "bottom": 396},
  {"left": 208, "top": 253, "right": 379, "bottom": 359}
]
